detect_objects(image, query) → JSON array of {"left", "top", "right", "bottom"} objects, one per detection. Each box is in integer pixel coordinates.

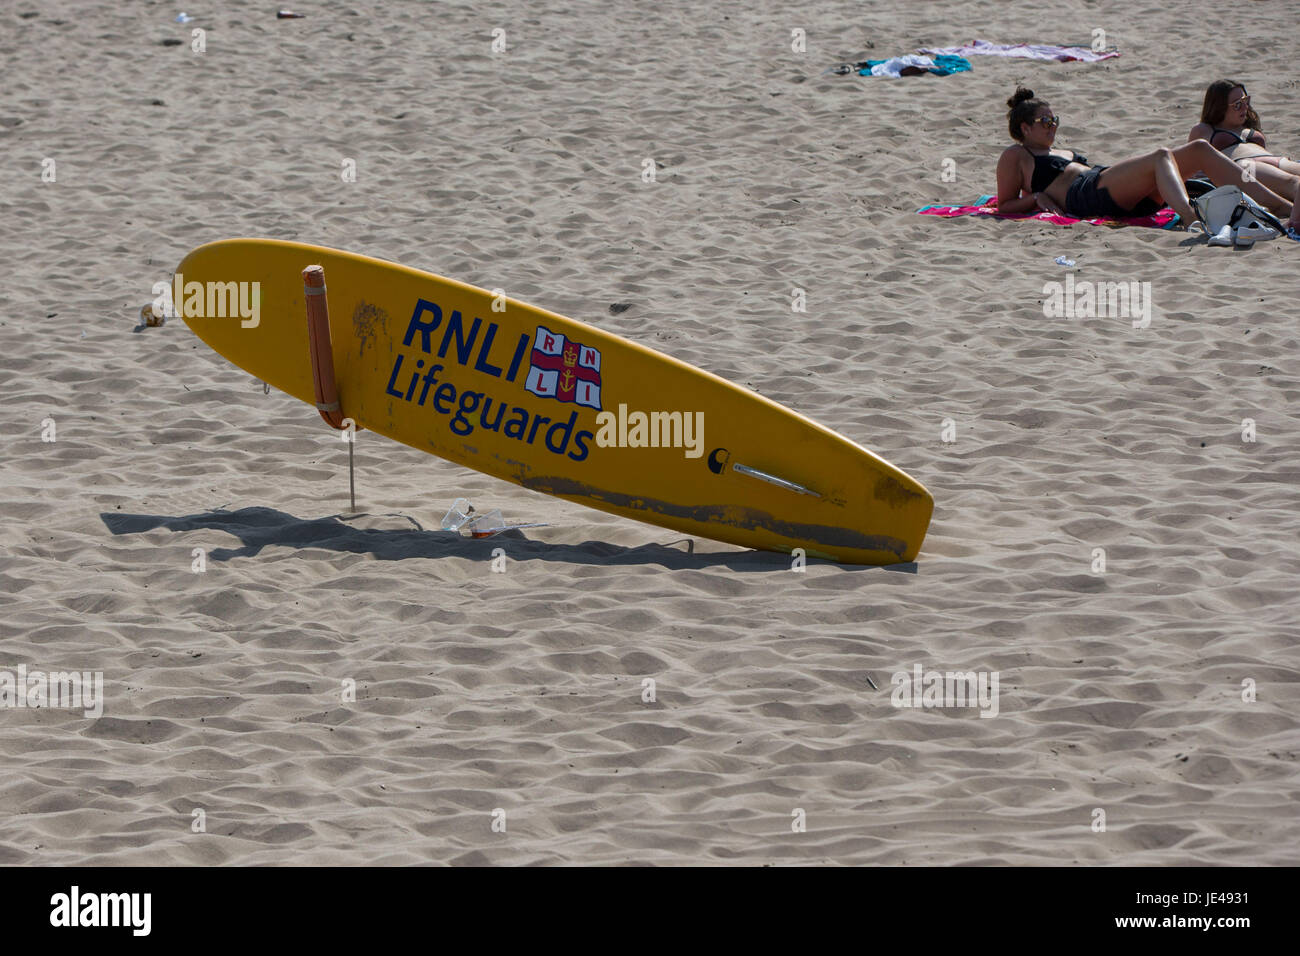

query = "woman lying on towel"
[
  {"left": 995, "top": 87, "right": 1293, "bottom": 228},
  {"left": 1189, "top": 80, "right": 1300, "bottom": 233}
]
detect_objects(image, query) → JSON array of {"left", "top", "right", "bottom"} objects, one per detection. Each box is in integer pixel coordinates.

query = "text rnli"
[{"left": 385, "top": 298, "right": 596, "bottom": 462}]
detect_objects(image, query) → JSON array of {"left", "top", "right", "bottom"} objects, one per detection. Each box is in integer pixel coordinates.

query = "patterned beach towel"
[
  {"left": 917, "top": 39, "right": 1119, "bottom": 63},
  {"left": 918, "top": 195, "right": 1179, "bottom": 229}
]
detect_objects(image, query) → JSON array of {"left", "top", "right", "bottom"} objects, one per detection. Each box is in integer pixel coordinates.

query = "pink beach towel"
[{"left": 918, "top": 194, "right": 1179, "bottom": 229}]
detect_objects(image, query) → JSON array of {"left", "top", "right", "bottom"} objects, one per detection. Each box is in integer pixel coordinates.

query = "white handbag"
[{"left": 1193, "top": 185, "right": 1284, "bottom": 239}]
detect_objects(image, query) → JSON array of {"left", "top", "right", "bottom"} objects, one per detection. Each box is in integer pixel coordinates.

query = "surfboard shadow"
[{"left": 99, "top": 507, "right": 914, "bottom": 573}]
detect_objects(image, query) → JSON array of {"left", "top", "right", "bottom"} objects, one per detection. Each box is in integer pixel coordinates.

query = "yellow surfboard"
[{"left": 174, "top": 239, "right": 933, "bottom": 564}]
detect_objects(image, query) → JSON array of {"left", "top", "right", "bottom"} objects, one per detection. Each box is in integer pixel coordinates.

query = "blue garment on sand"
[
  {"left": 858, "top": 54, "right": 972, "bottom": 77},
  {"left": 929, "top": 54, "right": 973, "bottom": 75}
]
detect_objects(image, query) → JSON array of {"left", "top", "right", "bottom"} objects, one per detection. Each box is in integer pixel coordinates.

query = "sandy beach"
[{"left": 1, "top": 0, "right": 1297, "bottom": 865}]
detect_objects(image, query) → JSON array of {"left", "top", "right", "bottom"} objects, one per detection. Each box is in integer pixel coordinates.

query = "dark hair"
[
  {"left": 1007, "top": 87, "right": 1048, "bottom": 141},
  {"left": 1200, "top": 79, "right": 1262, "bottom": 131}
]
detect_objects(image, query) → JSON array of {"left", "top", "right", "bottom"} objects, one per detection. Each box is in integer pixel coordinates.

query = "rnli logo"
[{"left": 523, "top": 326, "right": 602, "bottom": 410}]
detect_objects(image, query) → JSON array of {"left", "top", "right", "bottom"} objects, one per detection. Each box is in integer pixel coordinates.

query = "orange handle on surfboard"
[{"left": 302, "top": 264, "right": 358, "bottom": 432}]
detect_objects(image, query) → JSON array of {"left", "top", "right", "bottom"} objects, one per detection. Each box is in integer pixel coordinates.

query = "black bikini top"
[
  {"left": 1211, "top": 127, "right": 1246, "bottom": 148},
  {"left": 1210, "top": 127, "right": 1262, "bottom": 150},
  {"left": 1024, "top": 146, "right": 1088, "bottom": 193}
]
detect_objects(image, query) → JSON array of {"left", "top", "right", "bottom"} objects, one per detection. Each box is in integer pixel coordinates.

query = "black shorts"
[{"left": 1065, "top": 166, "right": 1161, "bottom": 219}]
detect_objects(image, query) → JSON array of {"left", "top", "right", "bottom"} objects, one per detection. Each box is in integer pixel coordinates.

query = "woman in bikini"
[
  {"left": 996, "top": 87, "right": 1292, "bottom": 229},
  {"left": 1189, "top": 80, "right": 1300, "bottom": 233}
]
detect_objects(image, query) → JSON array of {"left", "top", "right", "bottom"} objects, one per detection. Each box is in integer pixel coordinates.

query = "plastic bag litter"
[{"left": 440, "top": 499, "right": 548, "bottom": 538}]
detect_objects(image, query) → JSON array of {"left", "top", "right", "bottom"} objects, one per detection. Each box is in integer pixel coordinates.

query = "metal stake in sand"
[{"left": 302, "top": 264, "right": 361, "bottom": 513}]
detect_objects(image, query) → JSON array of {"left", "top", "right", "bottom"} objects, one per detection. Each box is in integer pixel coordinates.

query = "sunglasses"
[
  {"left": 1031, "top": 115, "right": 1060, "bottom": 128},
  {"left": 1229, "top": 94, "right": 1251, "bottom": 110}
]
